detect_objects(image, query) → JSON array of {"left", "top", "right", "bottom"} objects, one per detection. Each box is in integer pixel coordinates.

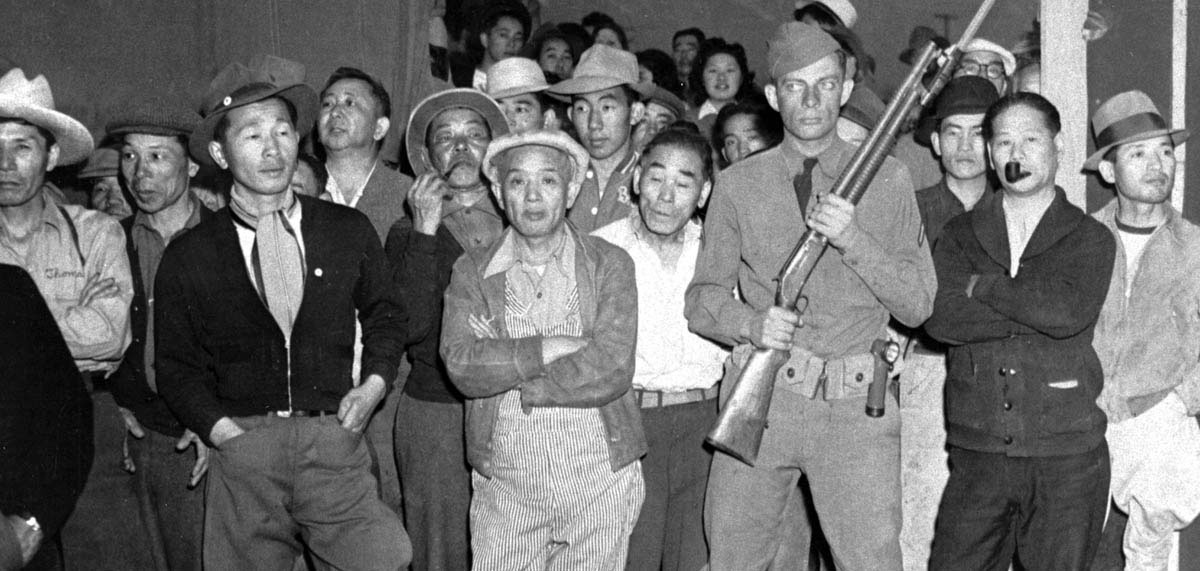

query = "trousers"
[
  {"left": 470, "top": 393, "right": 644, "bottom": 571},
  {"left": 706, "top": 382, "right": 903, "bottom": 571},
  {"left": 128, "top": 428, "right": 204, "bottom": 571},
  {"left": 394, "top": 393, "right": 471, "bottom": 571},
  {"left": 929, "top": 444, "right": 1109, "bottom": 571},
  {"left": 1108, "top": 394, "right": 1200, "bottom": 570},
  {"left": 204, "top": 414, "right": 411, "bottom": 571}
]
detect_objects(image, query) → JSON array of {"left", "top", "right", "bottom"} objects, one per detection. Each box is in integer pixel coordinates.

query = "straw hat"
[{"left": 404, "top": 88, "right": 509, "bottom": 176}]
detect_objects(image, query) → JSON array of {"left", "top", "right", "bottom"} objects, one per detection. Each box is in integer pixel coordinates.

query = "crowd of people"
[{"left": 1, "top": 1, "right": 1198, "bottom": 570}]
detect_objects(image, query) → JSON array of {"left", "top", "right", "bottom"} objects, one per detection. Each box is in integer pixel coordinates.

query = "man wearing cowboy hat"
[
  {"left": 548, "top": 44, "right": 653, "bottom": 233},
  {"left": 0, "top": 67, "right": 132, "bottom": 382},
  {"left": 389, "top": 86, "right": 508, "bottom": 571},
  {"left": 486, "top": 56, "right": 560, "bottom": 135},
  {"left": 925, "top": 92, "right": 1115, "bottom": 570},
  {"left": 686, "top": 22, "right": 935, "bottom": 570},
  {"left": 154, "top": 55, "right": 411, "bottom": 569},
  {"left": 1086, "top": 90, "right": 1200, "bottom": 570},
  {"left": 103, "top": 94, "right": 210, "bottom": 571},
  {"left": 441, "top": 129, "right": 645, "bottom": 569}
]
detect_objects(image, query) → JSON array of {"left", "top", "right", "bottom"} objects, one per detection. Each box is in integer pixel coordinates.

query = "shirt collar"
[
  {"left": 442, "top": 189, "right": 502, "bottom": 220},
  {"left": 133, "top": 194, "right": 205, "bottom": 236},
  {"left": 779, "top": 135, "right": 851, "bottom": 180},
  {"left": 324, "top": 159, "right": 379, "bottom": 206},
  {"left": 484, "top": 224, "right": 573, "bottom": 279}
]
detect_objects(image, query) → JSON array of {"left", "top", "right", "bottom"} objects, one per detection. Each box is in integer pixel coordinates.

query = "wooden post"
[{"left": 1041, "top": 0, "right": 1089, "bottom": 208}]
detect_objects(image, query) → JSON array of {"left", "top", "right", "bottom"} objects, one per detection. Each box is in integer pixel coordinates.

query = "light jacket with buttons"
[
  {"left": 926, "top": 187, "right": 1115, "bottom": 457},
  {"left": 441, "top": 224, "right": 646, "bottom": 477},
  {"left": 1092, "top": 200, "right": 1200, "bottom": 423}
]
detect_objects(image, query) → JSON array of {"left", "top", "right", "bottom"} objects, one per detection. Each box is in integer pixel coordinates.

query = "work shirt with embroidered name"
[
  {"left": 568, "top": 151, "right": 638, "bottom": 234},
  {"left": 593, "top": 216, "right": 726, "bottom": 392},
  {"left": 131, "top": 196, "right": 206, "bottom": 392},
  {"left": 0, "top": 191, "right": 132, "bottom": 373}
]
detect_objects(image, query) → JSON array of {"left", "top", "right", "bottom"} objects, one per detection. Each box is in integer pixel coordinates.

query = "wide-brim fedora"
[
  {"left": 486, "top": 57, "right": 551, "bottom": 101},
  {"left": 546, "top": 44, "right": 655, "bottom": 99},
  {"left": 0, "top": 68, "right": 95, "bottom": 165},
  {"left": 189, "top": 55, "right": 319, "bottom": 166},
  {"left": 1083, "top": 90, "right": 1189, "bottom": 171},
  {"left": 404, "top": 88, "right": 510, "bottom": 176}
]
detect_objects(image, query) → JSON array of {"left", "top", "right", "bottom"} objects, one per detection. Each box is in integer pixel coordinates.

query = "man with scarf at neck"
[{"left": 155, "top": 55, "right": 411, "bottom": 570}]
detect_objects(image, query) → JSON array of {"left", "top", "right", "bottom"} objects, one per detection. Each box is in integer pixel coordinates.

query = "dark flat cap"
[{"left": 107, "top": 94, "right": 201, "bottom": 139}]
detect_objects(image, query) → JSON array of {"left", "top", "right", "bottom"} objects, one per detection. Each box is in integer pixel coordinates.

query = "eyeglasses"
[{"left": 956, "top": 61, "right": 1006, "bottom": 80}]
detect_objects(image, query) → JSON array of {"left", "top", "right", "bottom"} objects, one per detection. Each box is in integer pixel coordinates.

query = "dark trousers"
[
  {"left": 205, "top": 414, "right": 411, "bottom": 571},
  {"left": 929, "top": 443, "right": 1110, "bottom": 571},
  {"left": 394, "top": 393, "right": 471, "bottom": 571},
  {"left": 128, "top": 428, "right": 204, "bottom": 571},
  {"left": 61, "top": 390, "right": 155, "bottom": 570},
  {"left": 626, "top": 397, "right": 716, "bottom": 571}
]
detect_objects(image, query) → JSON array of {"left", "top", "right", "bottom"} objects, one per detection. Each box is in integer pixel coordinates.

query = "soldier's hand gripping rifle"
[{"left": 706, "top": 0, "right": 998, "bottom": 467}]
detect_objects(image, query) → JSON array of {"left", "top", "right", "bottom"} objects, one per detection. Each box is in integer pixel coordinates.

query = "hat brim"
[
  {"left": 1082, "top": 128, "right": 1190, "bottom": 171},
  {"left": 547, "top": 77, "right": 655, "bottom": 99},
  {"left": 189, "top": 83, "right": 319, "bottom": 166},
  {"left": 488, "top": 84, "right": 550, "bottom": 102},
  {"left": 0, "top": 101, "right": 95, "bottom": 165},
  {"left": 404, "top": 88, "right": 511, "bottom": 176},
  {"left": 482, "top": 132, "right": 591, "bottom": 194}
]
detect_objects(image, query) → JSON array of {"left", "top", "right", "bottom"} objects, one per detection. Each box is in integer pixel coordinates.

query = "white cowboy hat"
[{"left": 0, "top": 68, "right": 94, "bottom": 165}]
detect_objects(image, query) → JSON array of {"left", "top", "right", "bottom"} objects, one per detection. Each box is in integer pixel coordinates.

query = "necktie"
[{"left": 793, "top": 157, "right": 820, "bottom": 216}]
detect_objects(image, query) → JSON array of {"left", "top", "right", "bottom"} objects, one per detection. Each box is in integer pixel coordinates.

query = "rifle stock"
[{"left": 705, "top": 0, "right": 996, "bottom": 466}]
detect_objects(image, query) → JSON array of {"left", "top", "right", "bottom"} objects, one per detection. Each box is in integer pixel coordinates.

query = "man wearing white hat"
[
  {"left": 954, "top": 38, "right": 1016, "bottom": 97},
  {"left": 0, "top": 68, "right": 132, "bottom": 382},
  {"left": 1086, "top": 90, "right": 1200, "bottom": 570},
  {"left": 486, "top": 57, "right": 560, "bottom": 135},
  {"left": 548, "top": 44, "right": 653, "bottom": 233},
  {"left": 441, "top": 129, "right": 645, "bottom": 570}
]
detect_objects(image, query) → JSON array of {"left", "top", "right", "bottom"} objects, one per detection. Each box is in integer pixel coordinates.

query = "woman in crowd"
[
  {"left": 592, "top": 19, "right": 629, "bottom": 50},
  {"left": 688, "top": 39, "right": 757, "bottom": 137},
  {"left": 523, "top": 24, "right": 582, "bottom": 83}
]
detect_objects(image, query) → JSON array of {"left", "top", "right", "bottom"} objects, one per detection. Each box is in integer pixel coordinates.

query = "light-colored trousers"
[
  {"left": 470, "top": 393, "right": 644, "bottom": 571},
  {"left": 1108, "top": 394, "right": 1200, "bottom": 570}
]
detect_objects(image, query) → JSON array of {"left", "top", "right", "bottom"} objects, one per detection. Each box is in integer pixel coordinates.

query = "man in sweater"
[
  {"left": 156, "top": 55, "right": 410, "bottom": 569},
  {"left": 106, "top": 95, "right": 210, "bottom": 571},
  {"left": 1086, "top": 90, "right": 1200, "bottom": 569},
  {"left": 388, "top": 87, "right": 508, "bottom": 571},
  {"left": 925, "top": 92, "right": 1116, "bottom": 570}
]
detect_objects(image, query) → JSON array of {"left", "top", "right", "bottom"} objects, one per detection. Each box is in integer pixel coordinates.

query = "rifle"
[{"left": 706, "top": 0, "right": 998, "bottom": 466}]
